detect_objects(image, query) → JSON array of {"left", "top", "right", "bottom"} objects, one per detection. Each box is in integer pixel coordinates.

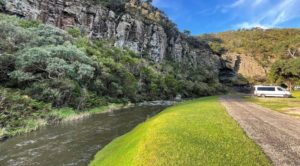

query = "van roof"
[{"left": 254, "top": 85, "right": 279, "bottom": 87}]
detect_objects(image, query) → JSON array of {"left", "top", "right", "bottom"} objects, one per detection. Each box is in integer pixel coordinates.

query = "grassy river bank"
[
  {"left": 0, "top": 86, "right": 126, "bottom": 140},
  {"left": 90, "top": 97, "right": 271, "bottom": 166}
]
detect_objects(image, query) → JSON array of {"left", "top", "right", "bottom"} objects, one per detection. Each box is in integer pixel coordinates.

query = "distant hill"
[{"left": 199, "top": 28, "right": 300, "bottom": 82}]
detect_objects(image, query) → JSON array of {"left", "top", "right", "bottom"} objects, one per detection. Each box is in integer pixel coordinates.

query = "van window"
[
  {"left": 257, "top": 87, "right": 275, "bottom": 91},
  {"left": 277, "top": 87, "right": 283, "bottom": 91}
]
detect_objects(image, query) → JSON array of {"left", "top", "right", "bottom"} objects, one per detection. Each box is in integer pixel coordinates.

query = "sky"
[{"left": 152, "top": 0, "right": 300, "bottom": 35}]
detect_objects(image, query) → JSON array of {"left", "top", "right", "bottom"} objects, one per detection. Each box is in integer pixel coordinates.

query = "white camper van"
[{"left": 254, "top": 86, "right": 291, "bottom": 98}]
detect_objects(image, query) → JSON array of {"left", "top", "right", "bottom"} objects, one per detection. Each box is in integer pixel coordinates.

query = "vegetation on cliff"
[
  {"left": 199, "top": 28, "right": 300, "bottom": 85},
  {"left": 199, "top": 28, "right": 300, "bottom": 68},
  {"left": 90, "top": 97, "right": 271, "bottom": 166},
  {"left": 0, "top": 13, "right": 224, "bottom": 138}
]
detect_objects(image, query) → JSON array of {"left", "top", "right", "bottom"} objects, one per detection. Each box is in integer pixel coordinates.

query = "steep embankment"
[{"left": 200, "top": 28, "right": 300, "bottom": 82}]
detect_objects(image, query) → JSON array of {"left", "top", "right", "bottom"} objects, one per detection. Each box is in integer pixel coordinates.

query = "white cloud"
[
  {"left": 260, "top": 0, "right": 299, "bottom": 26},
  {"left": 234, "top": 0, "right": 300, "bottom": 29},
  {"left": 229, "top": 0, "right": 246, "bottom": 8},
  {"left": 235, "top": 22, "right": 272, "bottom": 29},
  {"left": 153, "top": 0, "right": 300, "bottom": 33},
  {"left": 252, "top": 0, "right": 265, "bottom": 7}
]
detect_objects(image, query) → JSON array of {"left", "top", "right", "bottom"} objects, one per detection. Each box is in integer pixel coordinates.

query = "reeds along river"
[{"left": 0, "top": 106, "right": 166, "bottom": 166}]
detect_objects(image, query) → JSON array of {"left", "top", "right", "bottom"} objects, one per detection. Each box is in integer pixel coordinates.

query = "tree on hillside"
[
  {"left": 287, "top": 43, "right": 300, "bottom": 59},
  {"left": 143, "top": 0, "right": 153, "bottom": 3},
  {"left": 199, "top": 28, "right": 300, "bottom": 68},
  {"left": 269, "top": 58, "right": 300, "bottom": 90},
  {"left": 183, "top": 30, "right": 191, "bottom": 36}
]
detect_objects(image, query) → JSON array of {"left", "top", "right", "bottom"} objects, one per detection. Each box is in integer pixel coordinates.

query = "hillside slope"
[{"left": 200, "top": 28, "right": 300, "bottom": 82}]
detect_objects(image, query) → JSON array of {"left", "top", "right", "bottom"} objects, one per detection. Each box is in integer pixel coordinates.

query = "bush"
[
  {"left": 30, "top": 25, "right": 69, "bottom": 46},
  {"left": 66, "top": 27, "right": 82, "bottom": 38},
  {"left": 10, "top": 45, "right": 95, "bottom": 85},
  {"left": 0, "top": 87, "right": 51, "bottom": 137},
  {"left": 19, "top": 19, "right": 40, "bottom": 28},
  {"left": 0, "top": 54, "right": 16, "bottom": 83},
  {"left": 0, "top": 0, "right": 5, "bottom": 7},
  {"left": 0, "top": 19, "right": 33, "bottom": 53}
]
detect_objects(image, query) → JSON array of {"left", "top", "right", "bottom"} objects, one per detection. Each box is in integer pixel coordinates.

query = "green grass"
[
  {"left": 50, "top": 104, "right": 125, "bottom": 122},
  {"left": 7, "top": 119, "right": 47, "bottom": 137},
  {"left": 0, "top": 87, "right": 51, "bottom": 139},
  {"left": 245, "top": 97, "right": 289, "bottom": 112},
  {"left": 0, "top": 119, "right": 47, "bottom": 140},
  {"left": 88, "top": 104, "right": 125, "bottom": 114},
  {"left": 293, "top": 91, "right": 300, "bottom": 98},
  {"left": 0, "top": 128, "right": 6, "bottom": 140},
  {"left": 90, "top": 97, "right": 271, "bottom": 166},
  {"left": 50, "top": 108, "right": 77, "bottom": 119},
  {"left": 244, "top": 94, "right": 300, "bottom": 118}
]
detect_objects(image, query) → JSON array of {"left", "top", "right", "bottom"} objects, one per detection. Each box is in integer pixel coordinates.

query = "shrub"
[
  {"left": 0, "top": 54, "right": 16, "bottom": 83},
  {"left": 19, "top": 19, "right": 40, "bottom": 28},
  {"left": 25, "top": 79, "right": 82, "bottom": 108},
  {"left": 31, "top": 24, "right": 68, "bottom": 46},
  {"left": 0, "top": 0, "right": 5, "bottom": 8},
  {"left": 0, "top": 19, "right": 33, "bottom": 53},
  {"left": 66, "top": 27, "right": 82, "bottom": 38},
  {"left": 0, "top": 87, "right": 51, "bottom": 137},
  {"left": 10, "top": 45, "right": 95, "bottom": 85}
]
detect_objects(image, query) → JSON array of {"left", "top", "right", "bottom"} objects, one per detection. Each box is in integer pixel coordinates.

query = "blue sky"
[{"left": 152, "top": 0, "right": 300, "bottom": 34}]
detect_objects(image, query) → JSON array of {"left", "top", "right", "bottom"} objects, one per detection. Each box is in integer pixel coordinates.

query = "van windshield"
[{"left": 277, "top": 88, "right": 284, "bottom": 91}]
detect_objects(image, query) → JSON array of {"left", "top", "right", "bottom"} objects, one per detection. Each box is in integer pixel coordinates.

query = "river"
[{"left": 0, "top": 106, "right": 166, "bottom": 166}]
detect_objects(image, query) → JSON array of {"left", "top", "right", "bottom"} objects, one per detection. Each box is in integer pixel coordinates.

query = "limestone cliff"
[{"left": 1, "top": 0, "right": 221, "bottom": 76}]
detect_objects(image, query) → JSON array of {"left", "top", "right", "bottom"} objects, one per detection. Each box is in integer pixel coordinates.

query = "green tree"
[{"left": 269, "top": 58, "right": 300, "bottom": 90}]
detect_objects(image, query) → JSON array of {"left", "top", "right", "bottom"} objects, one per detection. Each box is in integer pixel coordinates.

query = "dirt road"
[{"left": 220, "top": 96, "right": 300, "bottom": 166}]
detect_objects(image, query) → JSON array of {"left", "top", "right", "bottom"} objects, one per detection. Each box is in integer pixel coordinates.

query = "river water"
[{"left": 0, "top": 106, "right": 166, "bottom": 166}]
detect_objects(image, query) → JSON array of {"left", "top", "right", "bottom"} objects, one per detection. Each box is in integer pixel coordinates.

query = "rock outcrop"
[
  {"left": 1, "top": 0, "right": 221, "bottom": 75},
  {"left": 221, "top": 53, "right": 267, "bottom": 81}
]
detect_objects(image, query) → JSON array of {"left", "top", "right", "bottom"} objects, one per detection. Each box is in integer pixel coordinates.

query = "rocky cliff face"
[
  {"left": 1, "top": 0, "right": 221, "bottom": 75},
  {"left": 222, "top": 53, "right": 267, "bottom": 80}
]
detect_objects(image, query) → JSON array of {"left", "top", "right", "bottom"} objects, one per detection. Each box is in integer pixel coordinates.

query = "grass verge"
[
  {"left": 293, "top": 91, "right": 300, "bottom": 98},
  {"left": 90, "top": 97, "right": 271, "bottom": 166},
  {"left": 244, "top": 92, "right": 300, "bottom": 118}
]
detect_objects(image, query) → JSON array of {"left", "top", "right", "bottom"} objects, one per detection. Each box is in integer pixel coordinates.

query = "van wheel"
[
  {"left": 283, "top": 95, "right": 289, "bottom": 98},
  {"left": 261, "top": 94, "right": 266, "bottom": 98}
]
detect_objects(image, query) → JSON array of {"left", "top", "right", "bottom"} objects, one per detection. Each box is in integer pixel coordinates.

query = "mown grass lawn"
[
  {"left": 244, "top": 91, "right": 300, "bottom": 118},
  {"left": 90, "top": 97, "right": 270, "bottom": 166},
  {"left": 293, "top": 91, "right": 300, "bottom": 98}
]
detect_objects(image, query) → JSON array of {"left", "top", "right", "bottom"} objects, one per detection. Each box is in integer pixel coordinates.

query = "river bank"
[
  {"left": 0, "top": 98, "right": 179, "bottom": 141},
  {"left": 90, "top": 97, "right": 271, "bottom": 166},
  {"left": 0, "top": 103, "right": 127, "bottom": 141},
  {"left": 0, "top": 105, "right": 166, "bottom": 166}
]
